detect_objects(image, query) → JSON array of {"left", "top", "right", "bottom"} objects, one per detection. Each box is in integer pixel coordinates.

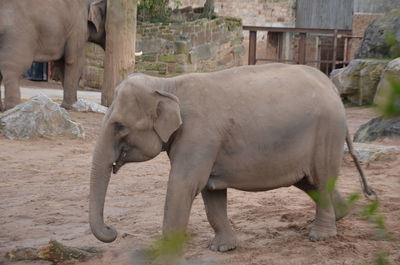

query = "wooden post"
[
  {"left": 332, "top": 29, "right": 338, "bottom": 71},
  {"left": 248, "top": 30, "right": 257, "bottom": 65},
  {"left": 298, "top": 32, "right": 306, "bottom": 64},
  {"left": 343, "top": 37, "right": 348, "bottom": 63},
  {"left": 101, "top": 0, "right": 138, "bottom": 107}
]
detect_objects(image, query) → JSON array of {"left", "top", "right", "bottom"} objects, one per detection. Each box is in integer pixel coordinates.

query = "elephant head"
[
  {"left": 89, "top": 75, "right": 182, "bottom": 242},
  {"left": 87, "top": 0, "right": 107, "bottom": 49}
]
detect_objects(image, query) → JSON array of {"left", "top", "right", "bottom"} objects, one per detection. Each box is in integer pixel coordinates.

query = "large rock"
[
  {"left": 356, "top": 9, "right": 400, "bottom": 59},
  {"left": 354, "top": 116, "right": 400, "bottom": 143},
  {"left": 373, "top": 58, "right": 400, "bottom": 108},
  {"left": 0, "top": 95, "right": 85, "bottom": 139},
  {"left": 344, "top": 142, "right": 400, "bottom": 163},
  {"left": 71, "top": 99, "right": 108, "bottom": 114},
  {"left": 330, "top": 59, "right": 388, "bottom": 105}
]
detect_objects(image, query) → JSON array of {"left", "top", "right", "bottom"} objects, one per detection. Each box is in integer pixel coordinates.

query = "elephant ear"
[
  {"left": 153, "top": 90, "right": 182, "bottom": 143},
  {"left": 88, "top": 0, "right": 105, "bottom": 33}
]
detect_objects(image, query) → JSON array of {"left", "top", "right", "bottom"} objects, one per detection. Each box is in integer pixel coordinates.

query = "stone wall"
[
  {"left": 83, "top": 16, "right": 244, "bottom": 89},
  {"left": 136, "top": 16, "right": 244, "bottom": 75}
]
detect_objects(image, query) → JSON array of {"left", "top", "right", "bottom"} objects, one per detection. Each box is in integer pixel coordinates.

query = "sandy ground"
[{"left": 0, "top": 106, "right": 399, "bottom": 265}]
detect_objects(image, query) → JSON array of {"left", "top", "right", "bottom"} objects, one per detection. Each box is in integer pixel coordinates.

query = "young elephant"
[
  {"left": 0, "top": 0, "right": 106, "bottom": 110},
  {"left": 89, "top": 64, "right": 374, "bottom": 252}
]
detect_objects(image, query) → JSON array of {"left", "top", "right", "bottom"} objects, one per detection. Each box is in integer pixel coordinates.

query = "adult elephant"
[
  {"left": 89, "top": 64, "right": 375, "bottom": 252},
  {"left": 0, "top": 0, "right": 106, "bottom": 110}
]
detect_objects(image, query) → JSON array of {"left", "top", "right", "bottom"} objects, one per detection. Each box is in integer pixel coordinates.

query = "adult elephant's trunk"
[{"left": 89, "top": 127, "right": 118, "bottom": 243}]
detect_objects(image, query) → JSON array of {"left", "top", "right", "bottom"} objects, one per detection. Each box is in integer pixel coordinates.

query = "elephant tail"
[{"left": 345, "top": 129, "right": 377, "bottom": 201}]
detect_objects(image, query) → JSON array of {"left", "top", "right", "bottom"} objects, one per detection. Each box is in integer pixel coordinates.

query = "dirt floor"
[{"left": 0, "top": 105, "right": 399, "bottom": 265}]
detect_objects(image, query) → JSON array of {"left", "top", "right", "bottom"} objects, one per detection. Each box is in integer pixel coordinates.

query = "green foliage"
[
  {"left": 307, "top": 176, "right": 337, "bottom": 208},
  {"left": 145, "top": 232, "right": 187, "bottom": 264},
  {"left": 380, "top": 78, "right": 400, "bottom": 118},
  {"left": 361, "top": 200, "right": 389, "bottom": 240},
  {"left": 137, "top": 0, "right": 183, "bottom": 22},
  {"left": 173, "top": 0, "right": 182, "bottom": 9},
  {"left": 306, "top": 179, "right": 390, "bottom": 263},
  {"left": 361, "top": 200, "right": 379, "bottom": 217},
  {"left": 366, "top": 252, "right": 390, "bottom": 265},
  {"left": 347, "top": 193, "right": 361, "bottom": 206},
  {"left": 138, "top": 0, "right": 170, "bottom": 22},
  {"left": 385, "top": 32, "right": 400, "bottom": 58}
]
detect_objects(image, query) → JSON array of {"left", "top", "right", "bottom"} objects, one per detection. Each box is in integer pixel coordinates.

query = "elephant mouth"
[
  {"left": 112, "top": 161, "right": 123, "bottom": 174},
  {"left": 112, "top": 151, "right": 127, "bottom": 174}
]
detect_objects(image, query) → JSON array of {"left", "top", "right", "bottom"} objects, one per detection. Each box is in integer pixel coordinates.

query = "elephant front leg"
[
  {"left": 202, "top": 188, "right": 237, "bottom": 252},
  {"left": 162, "top": 145, "right": 218, "bottom": 245}
]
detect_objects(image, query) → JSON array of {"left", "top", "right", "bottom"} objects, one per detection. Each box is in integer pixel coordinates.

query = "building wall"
[
  {"left": 354, "top": 0, "right": 400, "bottom": 13},
  {"left": 296, "top": 0, "right": 353, "bottom": 30},
  {"left": 173, "top": 0, "right": 296, "bottom": 27}
]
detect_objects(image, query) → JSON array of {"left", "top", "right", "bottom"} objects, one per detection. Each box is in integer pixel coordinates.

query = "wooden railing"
[{"left": 243, "top": 26, "right": 362, "bottom": 74}]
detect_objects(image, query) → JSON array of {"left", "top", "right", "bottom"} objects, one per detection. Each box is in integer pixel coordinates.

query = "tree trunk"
[{"left": 102, "top": 0, "right": 138, "bottom": 106}]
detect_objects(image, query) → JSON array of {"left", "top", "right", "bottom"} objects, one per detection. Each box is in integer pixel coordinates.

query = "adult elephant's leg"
[
  {"left": 162, "top": 142, "right": 218, "bottom": 241},
  {"left": 295, "top": 177, "right": 347, "bottom": 221},
  {"left": 51, "top": 59, "right": 65, "bottom": 83},
  {"left": 3, "top": 70, "right": 22, "bottom": 110},
  {"left": 309, "top": 186, "right": 337, "bottom": 241},
  {"left": 202, "top": 188, "right": 237, "bottom": 252},
  {"left": 62, "top": 38, "right": 84, "bottom": 109},
  {"left": 61, "top": 60, "right": 82, "bottom": 109}
]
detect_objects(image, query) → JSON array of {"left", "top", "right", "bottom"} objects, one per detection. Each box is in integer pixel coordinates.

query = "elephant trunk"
[{"left": 89, "top": 128, "right": 118, "bottom": 243}]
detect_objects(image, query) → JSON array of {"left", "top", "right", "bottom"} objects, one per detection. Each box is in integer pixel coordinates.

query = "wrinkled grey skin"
[
  {"left": 89, "top": 64, "right": 367, "bottom": 252},
  {"left": 0, "top": 0, "right": 106, "bottom": 111}
]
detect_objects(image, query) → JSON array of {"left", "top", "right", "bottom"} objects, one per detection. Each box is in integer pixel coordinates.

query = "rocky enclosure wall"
[{"left": 83, "top": 17, "right": 244, "bottom": 89}]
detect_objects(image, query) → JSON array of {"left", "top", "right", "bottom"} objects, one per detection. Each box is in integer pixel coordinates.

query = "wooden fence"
[{"left": 243, "top": 26, "right": 362, "bottom": 75}]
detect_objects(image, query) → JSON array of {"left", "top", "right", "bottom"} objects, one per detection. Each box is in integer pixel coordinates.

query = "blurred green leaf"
[
  {"left": 386, "top": 32, "right": 397, "bottom": 47},
  {"left": 362, "top": 200, "right": 380, "bottom": 218},
  {"left": 347, "top": 193, "right": 361, "bottom": 206},
  {"left": 326, "top": 177, "right": 337, "bottom": 193},
  {"left": 146, "top": 232, "right": 187, "bottom": 263},
  {"left": 371, "top": 252, "right": 389, "bottom": 265},
  {"left": 380, "top": 79, "right": 400, "bottom": 118}
]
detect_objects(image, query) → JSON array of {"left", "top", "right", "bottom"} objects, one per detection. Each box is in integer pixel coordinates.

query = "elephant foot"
[
  {"left": 209, "top": 234, "right": 237, "bottom": 252},
  {"left": 308, "top": 226, "right": 337, "bottom": 241},
  {"left": 61, "top": 100, "right": 74, "bottom": 110},
  {"left": 4, "top": 101, "right": 19, "bottom": 111}
]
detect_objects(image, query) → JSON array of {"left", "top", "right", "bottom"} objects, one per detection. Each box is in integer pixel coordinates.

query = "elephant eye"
[{"left": 114, "top": 122, "right": 125, "bottom": 133}]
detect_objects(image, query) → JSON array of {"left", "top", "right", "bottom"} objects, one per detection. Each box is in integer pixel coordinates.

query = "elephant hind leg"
[
  {"left": 294, "top": 176, "right": 337, "bottom": 241},
  {"left": 202, "top": 188, "right": 237, "bottom": 252},
  {"left": 2, "top": 70, "right": 22, "bottom": 110},
  {"left": 294, "top": 177, "right": 347, "bottom": 221}
]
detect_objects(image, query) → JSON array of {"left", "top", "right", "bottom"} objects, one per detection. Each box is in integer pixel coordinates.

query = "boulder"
[
  {"left": 354, "top": 116, "right": 400, "bottom": 143},
  {"left": 356, "top": 9, "right": 400, "bottom": 59},
  {"left": 330, "top": 59, "right": 388, "bottom": 105},
  {"left": 71, "top": 99, "right": 108, "bottom": 114},
  {"left": 0, "top": 95, "right": 84, "bottom": 139},
  {"left": 344, "top": 142, "right": 400, "bottom": 163},
  {"left": 373, "top": 58, "right": 400, "bottom": 109}
]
